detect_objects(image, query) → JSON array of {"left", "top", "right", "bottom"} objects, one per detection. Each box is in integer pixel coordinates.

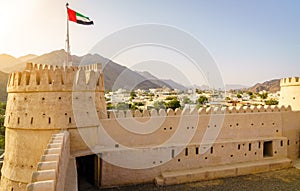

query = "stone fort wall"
[
  {"left": 279, "top": 77, "right": 300, "bottom": 111},
  {"left": 1, "top": 63, "right": 300, "bottom": 190}
]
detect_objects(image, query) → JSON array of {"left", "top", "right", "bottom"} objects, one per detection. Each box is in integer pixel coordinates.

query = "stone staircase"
[
  {"left": 26, "top": 132, "right": 70, "bottom": 191},
  {"left": 155, "top": 158, "right": 292, "bottom": 186}
]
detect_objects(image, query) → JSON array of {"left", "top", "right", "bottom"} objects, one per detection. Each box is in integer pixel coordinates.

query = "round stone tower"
[
  {"left": 279, "top": 77, "right": 300, "bottom": 111},
  {"left": 0, "top": 63, "right": 106, "bottom": 191}
]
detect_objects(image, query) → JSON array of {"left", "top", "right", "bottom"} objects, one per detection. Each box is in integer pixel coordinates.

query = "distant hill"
[
  {"left": 137, "top": 71, "right": 188, "bottom": 90},
  {"left": 226, "top": 84, "right": 249, "bottom": 91},
  {"left": 0, "top": 54, "right": 21, "bottom": 72},
  {"left": 247, "top": 79, "right": 280, "bottom": 93},
  {"left": 18, "top": 54, "right": 37, "bottom": 62}
]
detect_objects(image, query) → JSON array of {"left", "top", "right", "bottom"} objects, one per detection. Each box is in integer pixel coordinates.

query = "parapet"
[
  {"left": 280, "top": 77, "right": 300, "bottom": 87},
  {"left": 7, "top": 63, "right": 104, "bottom": 93},
  {"left": 106, "top": 105, "right": 291, "bottom": 119}
]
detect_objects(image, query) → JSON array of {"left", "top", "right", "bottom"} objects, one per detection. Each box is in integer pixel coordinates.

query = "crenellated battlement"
[
  {"left": 280, "top": 77, "right": 300, "bottom": 87},
  {"left": 7, "top": 63, "right": 105, "bottom": 93},
  {"left": 106, "top": 105, "right": 291, "bottom": 119}
]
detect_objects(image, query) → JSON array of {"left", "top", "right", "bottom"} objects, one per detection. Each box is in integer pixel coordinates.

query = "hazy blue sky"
[{"left": 0, "top": 0, "right": 299, "bottom": 86}]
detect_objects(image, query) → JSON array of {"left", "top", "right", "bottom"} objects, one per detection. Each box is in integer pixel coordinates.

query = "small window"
[
  {"left": 238, "top": 144, "right": 241, "bottom": 150},
  {"left": 258, "top": 142, "right": 261, "bottom": 149},
  {"left": 249, "top": 143, "right": 251, "bottom": 151},
  {"left": 287, "top": 140, "right": 290, "bottom": 146},
  {"left": 48, "top": 117, "right": 51, "bottom": 124},
  {"left": 195, "top": 147, "right": 199, "bottom": 155},
  {"left": 17, "top": 117, "right": 20, "bottom": 124},
  {"left": 69, "top": 117, "right": 72, "bottom": 124},
  {"left": 185, "top": 148, "right": 188, "bottom": 156},
  {"left": 280, "top": 140, "right": 283, "bottom": 147},
  {"left": 210, "top": 147, "right": 213, "bottom": 154},
  {"left": 30, "top": 117, "right": 33, "bottom": 124},
  {"left": 171, "top": 149, "right": 175, "bottom": 158}
]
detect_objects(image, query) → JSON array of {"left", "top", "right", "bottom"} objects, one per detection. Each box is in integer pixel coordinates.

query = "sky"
[{"left": 0, "top": 0, "right": 299, "bottom": 86}]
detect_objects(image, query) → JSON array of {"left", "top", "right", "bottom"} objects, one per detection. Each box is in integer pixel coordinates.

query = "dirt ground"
[{"left": 89, "top": 168, "right": 300, "bottom": 191}]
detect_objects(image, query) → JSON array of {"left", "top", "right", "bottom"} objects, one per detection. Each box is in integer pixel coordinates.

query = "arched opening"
[{"left": 76, "top": 154, "right": 101, "bottom": 190}]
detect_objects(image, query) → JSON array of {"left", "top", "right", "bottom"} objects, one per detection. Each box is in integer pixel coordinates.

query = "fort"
[{"left": 0, "top": 63, "right": 299, "bottom": 191}]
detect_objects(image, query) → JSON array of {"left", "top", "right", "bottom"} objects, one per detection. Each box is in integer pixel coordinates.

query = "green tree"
[
  {"left": 182, "top": 96, "right": 192, "bottom": 104},
  {"left": 165, "top": 99, "right": 181, "bottom": 110},
  {"left": 259, "top": 92, "right": 268, "bottom": 99},
  {"left": 106, "top": 102, "right": 114, "bottom": 110},
  {"left": 153, "top": 101, "right": 166, "bottom": 110},
  {"left": 237, "top": 94, "right": 242, "bottom": 98},
  {"left": 265, "top": 99, "right": 279, "bottom": 105},
  {"left": 116, "top": 102, "right": 129, "bottom": 110},
  {"left": 0, "top": 102, "right": 6, "bottom": 115},
  {"left": 130, "top": 91, "right": 137, "bottom": 98},
  {"left": 165, "top": 96, "right": 177, "bottom": 101},
  {"left": 196, "top": 89, "right": 203, "bottom": 94},
  {"left": 0, "top": 135, "right": 4, "bottom": 149},
  {"left": 197, "top": 96, "right": 208, "bottom": 105}
]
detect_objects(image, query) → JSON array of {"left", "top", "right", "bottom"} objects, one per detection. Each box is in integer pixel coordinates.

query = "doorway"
[{"left": 76, "top": 154, "right": 101, "bottom": 190}]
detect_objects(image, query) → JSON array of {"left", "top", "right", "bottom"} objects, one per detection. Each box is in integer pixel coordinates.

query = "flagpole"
[{"left": 66, "top": 3, "right": 71, "bottom": 67}]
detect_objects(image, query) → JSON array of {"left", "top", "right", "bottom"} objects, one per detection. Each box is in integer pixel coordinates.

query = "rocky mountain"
[
  {"left": 0, "top": 50, "right": 169, "bottom": 91},
  {"left": 247, "top": 79, "right": 280, "bottom": 93},
  {"left": 137, "top": 71, "right": 188, "bottom": 90}
]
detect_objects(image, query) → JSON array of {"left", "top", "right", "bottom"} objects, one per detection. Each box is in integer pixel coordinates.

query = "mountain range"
[
  {"left": 0, "top": 50, "right": 190, "bottom": 91},
  {"left": 0, "top": 50, "right": 281, "bottom": 101},
  {"left": 246, "top": 79, "right": 280, "bottom": 93}
]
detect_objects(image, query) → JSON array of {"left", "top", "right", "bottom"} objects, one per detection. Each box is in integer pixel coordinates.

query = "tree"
[
  {"left": 0, "top": 102, "right": 6, "bottom": 115},
  {"left": 196, "top": 89, "right": 203, "bottom": 94},
  {"left": 182, "top": 96, "right": 192, "bottom": 104},
  {"left": 130, "top": 91, "right": 137, "bottom": 98},
  {"left": 116, "top": 102, "right": 129, "bottom": 110},
  {"left": 265, "top": 99, "right": 279, "bottom": 105},
  {"left": 153, "top": 101, "right": 166, "bottom": 110},
  {"left": 259, "top": 92, "right": 268, "bottom": 99},
  {"left": 237, "top": 94, "right": 242, "bottom": 99},
  {"left": 197, "top": 96, "right": 208, "bottom": 105},
  {"left": 247, "top": 91, "right": 253, "bottom": 96},
  {"left": 106, "top": 102, "right": 114, "bottom": 110},
  {"left": 165, "top": 99, "right": 181, "bottom": 110},
  {"left": 130, "top": 91, "right": 137, "bottom": 100},
  {"left": 165, "top": 96, "right": 177, "bottom": 101},
  {"left": 0, "top": 135, "right": 4, "bottom": 149}
]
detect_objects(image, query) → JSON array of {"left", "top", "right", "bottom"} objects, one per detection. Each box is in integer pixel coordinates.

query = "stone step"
[
  {"left": 156, "top": 158, "right": 292, "bottom": 186},
  {"left": 41, "top": 154, "right": 60, "bottom": 162},
  {"left": 47, "top": 143, "right": 62, "bottom": 149},
  {"left": 44, "top": 148, "right": 62, "bottom": 155},
  {"left": 37, "top": 161, "right": 58, "bottom": 171},
  {"left": 26, "top": 180, "right": 55, "bottom": 191},
  {"left": 32, "top": 169, "right": 57, "bottom": 182}
]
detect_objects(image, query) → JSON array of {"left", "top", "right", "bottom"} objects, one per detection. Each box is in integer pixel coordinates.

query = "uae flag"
[{"left": 67, "top": 8, "right": 94, "bottom": 25}]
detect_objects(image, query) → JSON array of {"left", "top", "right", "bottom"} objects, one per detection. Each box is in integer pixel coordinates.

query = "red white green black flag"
[{"left": 67, "top": 7, "right": 94, "bottom": 25}]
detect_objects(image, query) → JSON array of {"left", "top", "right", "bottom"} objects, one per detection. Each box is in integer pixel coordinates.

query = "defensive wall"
[{"left": 0, "top": 63, "right": 300, "bottom": 190}]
